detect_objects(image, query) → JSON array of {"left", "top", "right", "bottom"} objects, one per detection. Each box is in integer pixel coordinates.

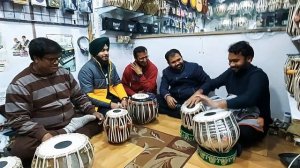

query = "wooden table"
[{"left": 91, "top": 114, "right": 295, "bottom": 168}]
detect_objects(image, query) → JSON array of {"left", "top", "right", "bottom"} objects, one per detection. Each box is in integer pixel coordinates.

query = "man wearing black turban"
[{"left": 78, "top": 37, "right": 128, "bottom": 115}]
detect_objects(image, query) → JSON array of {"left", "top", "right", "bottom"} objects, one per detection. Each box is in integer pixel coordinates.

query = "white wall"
[
  {"left": 0, "top": 20, "right": 297, "bottom": 120},
  {"left": 0, "top": 21, "right": 89, "bottom": 89},
  {"left": 109, "top": 32, "right": 298, "bottom": 120}
]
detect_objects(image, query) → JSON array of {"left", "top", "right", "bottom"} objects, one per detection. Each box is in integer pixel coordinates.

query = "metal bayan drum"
[
  {"left": 232, "top": 16, "right": 249, "bottom": 30},
  {"left": 227, "top": 2, "right": 239, "bottom": 15},
  {"left": 180, "top": 102, "right": 206, "bottom": 141},
  {"left": 215, "top": 3, "right": 227, "bottom": 17},
  {"left": 239, "top": 0, "right": 254, "bottom": 14},
  {"left": 0, "top": 156, "right": 23, "bottom": 168},
  {"left": 256, "top": 0, "right": 268, "bottom": 13},
  {"left": 193, "top": 110, "right": 240, "bottom": 165},
  {"left": 128, "top": 93, "right": 158, "bottom": 124},
  {"left": 103, "top": 109, "right": 132, "bottom": 143},
  {"left": 32, "top": 133, "right": 94, "bottom": 168}
]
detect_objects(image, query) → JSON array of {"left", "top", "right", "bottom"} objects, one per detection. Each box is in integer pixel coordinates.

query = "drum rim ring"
[{"left": 197, "top": 145, "right": 237, "bottom": 166}]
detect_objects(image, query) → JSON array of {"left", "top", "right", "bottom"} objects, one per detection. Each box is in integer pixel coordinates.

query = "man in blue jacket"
[{"left": 158, "top": 49, "right": 211, "bottom": 118}]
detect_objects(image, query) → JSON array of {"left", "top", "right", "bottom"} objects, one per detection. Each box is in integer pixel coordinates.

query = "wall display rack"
[
  {"left": 96, "top": 0, "right": 288, "bottom": 37},
  {"left": 0, "top": 1, "right": 90, "bottom": 27}
]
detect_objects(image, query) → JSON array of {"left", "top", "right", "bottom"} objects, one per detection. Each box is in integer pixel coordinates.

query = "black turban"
[{"left": 89, "top": 37, "right": 110, "bottom": 57}]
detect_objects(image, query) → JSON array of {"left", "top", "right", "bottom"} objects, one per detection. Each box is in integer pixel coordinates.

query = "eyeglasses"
[{"left": 43, "top": 56, "right": 60, "bottom": 63}]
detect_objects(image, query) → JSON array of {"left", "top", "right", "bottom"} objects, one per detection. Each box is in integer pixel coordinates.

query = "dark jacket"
[{"left": 160, "top": 61, "right": 211, "bottom": 101}]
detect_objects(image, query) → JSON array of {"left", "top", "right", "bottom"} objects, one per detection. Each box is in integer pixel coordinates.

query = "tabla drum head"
[
  {"left": 132, "top": 93, "right": 150, "bottom": 100},
  {"left": 193, "top": 109, "right": 229, "bottom": 122},
  {"left": 181, "top": 102, "right": 204, "bottom": 113},
  {"left": 35, "top": 133, "right": 88, "bottom": 158},
  {"left": 0, "top": 157, "right": 22, "bottom": 168},
  {"left": 106, "top": 109, "right": 128, "bottom": 118}
]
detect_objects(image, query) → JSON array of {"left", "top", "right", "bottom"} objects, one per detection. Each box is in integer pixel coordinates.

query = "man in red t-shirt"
[{"left": 122, "top": 46, "right": 158, "bottom": 96}]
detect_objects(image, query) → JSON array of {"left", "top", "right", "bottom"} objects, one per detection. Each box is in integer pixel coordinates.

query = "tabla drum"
[
  {"left": 103, "top": 109, "right": 132, "bottom": 143},
  {"left": 218, "top": 17, "right": 232, "bottom": 31},
  {"left": 268, "top": 0, "right": 282, "bottom": 12},
  {"left": 214, "top": 3, "right": 227, "bottom": 17},
  {"left": 232, "top": 16, "right": 249, "bottom": 30},
  {"left": 128, "top": 93, "right": 158, "bottom": 125},
  {"left": 256, "top": 0, "right": 268, "bottom": 13},
  {"left": 227, "top": 2, "right": 239, "bottom": 16},
  {"left": 0, "top": 156, "right": 23, "bottom": 168},
  {"left": 180, "top": 102, "right": 206, "bottom": 141},
  {"left": 193, "top": 109, "right": 240, "bottom": 165},
  {"left": 193, "top": 109, "right": 240, "bottom": 153},
  {"left": 239, "top": 0, "right": 254, "bottom": 15},
  {"left": 31, "top": 133, "right": 94, "bottom": 168}
]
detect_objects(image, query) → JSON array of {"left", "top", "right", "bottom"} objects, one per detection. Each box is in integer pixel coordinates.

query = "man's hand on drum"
[
  {"left": 121, "top": 98, "right": 128, "bottom": 108},
  {"left": 92, "top": 112, "right": 105, "bottom": 124},
  {"left": 131, "top": 62, "right": 143, "bottom": 76},
  {"left": 166, "top": 95, "right": 177, "bottom": 109},
  {"left": 42, "top": 133, "right": 53, "bottom": 142},
  {"left": 185, "top": 90, "right": 203, "bottom": 107}
]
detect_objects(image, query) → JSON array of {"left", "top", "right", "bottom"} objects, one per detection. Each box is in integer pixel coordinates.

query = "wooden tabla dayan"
[
  {"left": 192, "top": 109, "right": 240, "bottom": 166},
  {"left": 127, "top": 93, "right": 158, "bottom": 125},
  {"left": 180, "top": 102, "right": 206, "bottom": 141},
  {"left": 31, "top": 133, "right": 94, "bottom": 168},
  {"left": 0, "top": 156, "right": 23, "bottom": 168},
  {"left": 103, "top": 108, "right": 132, "bottom": 143}
]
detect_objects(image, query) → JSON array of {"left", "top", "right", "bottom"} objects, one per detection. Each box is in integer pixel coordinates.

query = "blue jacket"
[
  {"left": 78, "top": 58, "right": 127, "bottom": 108},
  {"left": 160, "top": 61, "right": 210, "bottom": 101}
]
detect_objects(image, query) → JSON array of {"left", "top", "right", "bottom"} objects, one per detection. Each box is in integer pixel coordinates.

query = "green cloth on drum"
[
  {"left": 197, "top": 146, "right": 237, "bottom": 166},
  {"left": 180, "top": 125, "right": 194, "bottom": 141}
]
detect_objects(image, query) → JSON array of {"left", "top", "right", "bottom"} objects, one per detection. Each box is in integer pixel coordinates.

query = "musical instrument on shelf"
[
  {"left": 256, "top": 0, "right": 268, "bottom": 13},
  {"left": 227, "top": 2, "right": 239, "bottom": 15},
  {"left": 239, "top": 0, "right": 254, "bottom": 15},
  {"left": 122, "top": 0, "right": 142, "bottom": 11},
  {"left": 196, "top": 0, "right": 203, "bottom": 13},
  {"left": 215, "top": 3, "right": 227, "bottom": 17},
  {"left": 104, "top": 0, "right": 124, "bottom": 7}
]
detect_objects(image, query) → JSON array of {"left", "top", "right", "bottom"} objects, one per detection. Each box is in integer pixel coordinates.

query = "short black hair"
[
  {"left": 28, "top": 37, "right": 62, "bottom": 61},
  {"left": 165, "top": 49, "right": 182, "bottom": 63},
  {"left": 133, "top": 46, "right": 147, "bottom": 59},
  {"left": 228, "top": 41, "right": 254, "bottom": 58}
]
